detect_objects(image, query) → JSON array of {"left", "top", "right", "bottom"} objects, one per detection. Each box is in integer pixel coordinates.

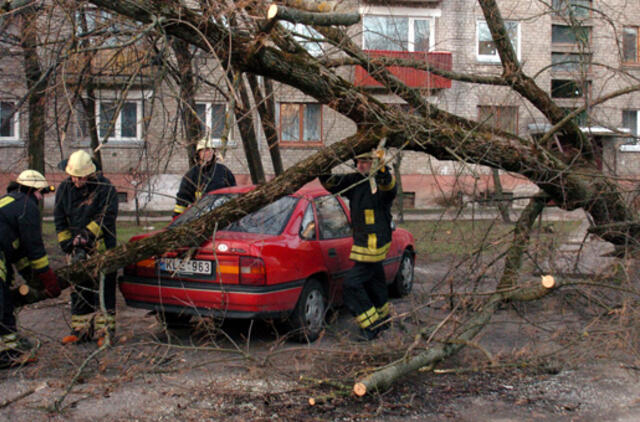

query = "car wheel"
[
  {"left": 390, "top": 250, "right": 414, "bottom": 297},
  {"left": 288, "top": 279, "right": 326, "bottom": 343},
  {"left": 156, "top": 311, "right": 192, "bottom": 330}
]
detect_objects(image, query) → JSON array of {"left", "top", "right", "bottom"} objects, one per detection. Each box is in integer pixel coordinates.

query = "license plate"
[{"left": 158, "top": 258, "right": 212, "bottom": 275}]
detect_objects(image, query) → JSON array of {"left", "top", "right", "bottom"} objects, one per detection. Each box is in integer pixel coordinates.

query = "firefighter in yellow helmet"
[
  {"left": 319, "top": 150, "right": 397, "bottom": 341},
  {"left": 54, "top": 150, "right": 118, "bottom": 346},
  {"left": 0, "top": 170, "right": 60, "bottom": 367},
  {"left": 173, "top": 137, "right": 236, "bottom": 218}
]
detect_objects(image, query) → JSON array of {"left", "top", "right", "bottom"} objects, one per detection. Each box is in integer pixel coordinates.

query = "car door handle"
[{"left": 328, "top": 248, "right": 337, "bottom": 258}]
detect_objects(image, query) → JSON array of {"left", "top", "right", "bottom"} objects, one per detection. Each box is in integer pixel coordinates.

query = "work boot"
[
  {"left": 373, "top": 314, "right": 391, "bottom": 333},
  {"left": 62, "top": 314, "right": 93, "bottom": 345},
  {"left": 0, "top": 333, "right": 37, "bottom": 369},
  {"left": 356, "top": 326, "right": 380, "bottom": 342},
  {"left": 94, "top": 313, "right": 116, "bottom": 347}
]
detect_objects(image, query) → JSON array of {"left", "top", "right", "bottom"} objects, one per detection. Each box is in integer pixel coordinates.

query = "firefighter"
[
  {"left": 54, "top": 150, "right": 118, "bottom": 346},
  {"left": 173, "top": 137, "right": 236, "bottom": 217},
  {"left": 0, "top": 170, "right": 61, "bottom": 367},
  {"left": 319, "top": 150, "right": 397, "bottom": 340}
]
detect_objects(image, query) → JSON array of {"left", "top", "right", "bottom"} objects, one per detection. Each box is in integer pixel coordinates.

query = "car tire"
[
  {"left": 389, "top": 250, "right": 414, "bottom": 297},
  {"left": 288, "top": 279, "right": 326, "bottom": 343},
  {"left": 157, "top": 311, "right": 192, "bottom": 330}
]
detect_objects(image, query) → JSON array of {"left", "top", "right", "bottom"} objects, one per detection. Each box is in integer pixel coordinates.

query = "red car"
[{"left": 119, "top": 183, "right": 415, "bottom": 341}]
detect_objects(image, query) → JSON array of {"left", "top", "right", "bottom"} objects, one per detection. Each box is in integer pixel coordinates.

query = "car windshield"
[{"left": 171, "top": 193, "right": 299, "bottom": 235}]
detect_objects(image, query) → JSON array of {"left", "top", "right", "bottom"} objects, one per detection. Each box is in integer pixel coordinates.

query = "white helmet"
[
  {"left": 196, "top": 137, "right": 222, "bottom": 152},
  {"left": 16, "top": 169, "right": 49, "bottom": 189},
  {"left": 65, "top": 150, "right": 96, "bottom": 177}
]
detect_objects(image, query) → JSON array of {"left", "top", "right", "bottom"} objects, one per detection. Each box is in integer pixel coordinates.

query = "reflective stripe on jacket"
[{"left": 319, "top": 169, "right": 397, "bottom": 262}]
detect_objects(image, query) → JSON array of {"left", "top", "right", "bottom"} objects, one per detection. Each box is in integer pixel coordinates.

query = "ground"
[{"left": 1, "top": 216, "right": 640, "bottom": 421}]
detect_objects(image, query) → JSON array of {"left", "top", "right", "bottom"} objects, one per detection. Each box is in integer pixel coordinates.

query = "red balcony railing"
[{"left": 354, "top": 50, "right": 452, "bottom": 89}]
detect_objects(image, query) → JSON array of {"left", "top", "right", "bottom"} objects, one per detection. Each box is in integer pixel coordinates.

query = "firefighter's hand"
[
  {"left": 72, "top": 234, "right": 87, "bottom": 247},
  {"left": 375, "top": 166, "right": 392, "bottom": 184},
  {"left": 60, "top": 239, "right": 73, "bottom": 254},
  {"left": 37, "top": 268, "right": 61, "bottom": 298}
]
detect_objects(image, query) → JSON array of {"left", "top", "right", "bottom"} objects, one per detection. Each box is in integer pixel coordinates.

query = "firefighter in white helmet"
[
  {"left": 173, "top": 137, "right": 236, "bottom": 217},
  {"left": 54, "top": 150, "right": 118, "bottom": 346},
  {"left": 0, "top": 170, "right": 60, "bottom": 367}
]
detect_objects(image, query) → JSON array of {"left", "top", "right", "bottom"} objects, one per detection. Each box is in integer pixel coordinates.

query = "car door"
[{"left": 314, "top": 194, "right": 353, "bottom": 305}]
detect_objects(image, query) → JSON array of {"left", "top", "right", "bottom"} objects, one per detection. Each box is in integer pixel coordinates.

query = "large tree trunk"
[
  {"left": 21, "top": 13, "right": 46, "bottom": 174},
  {"left": 171, "top": 37, "right": 200, "bottom": 167},
  {"left": 248, "top": 74, "right": 283, "bottom": 176}
]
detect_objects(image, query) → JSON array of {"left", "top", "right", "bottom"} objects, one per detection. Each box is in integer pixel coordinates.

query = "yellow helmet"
[
  {"left": 196, "top": 137, "right": 222, "bottom": 152},
  {"left": 16, "top": 169, "right": 48, "bottom": 189},
  {"left": 65, "top": 150, "right": 96, "bottom": 177}
]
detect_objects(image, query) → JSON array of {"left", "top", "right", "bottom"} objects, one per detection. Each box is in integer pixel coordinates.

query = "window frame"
[
  {"left": 623, "top": 109, "right": 640, "bottom": 137},
  {"left": 0, "top": 101, "right": 20, "bottom": 143},
  {"left": 623, "top": 26, "right": 640, "bottom": 65},
  {"left": 551, "top": 24, "right": 591, "bottom": 46},
  {"left": 359, "top": 5, "right": 439, "bottom": 53},
  {"left": 195, "top": 101, "right": 236, "bottom": 145},
  {"left": 476, "top": 19, "right": 521, "bottom": 63},
  {"left": 277, "top": 102, "right": 323, "bottom": 147},
  {"left": 93, "top": 90, "right": 148, "bottom": 144},
  {"left": 551, "top": 79, "right": 591, "bottom": 98},
  {"left": 552, "top": 0, "right": 592, "bottom": 18},
  {"left": 477, "top": 105, "right": 519, "bottom": 135}
]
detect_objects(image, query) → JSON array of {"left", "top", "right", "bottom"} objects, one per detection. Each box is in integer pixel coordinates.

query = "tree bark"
[
  {"left": 21, "top": 13, "right": 46, "bottom": 174},
  {"left": 248, "top": 74, "right": 283, "bottom": 176},
  {"left": 492, "top": 169, "right": 511, "bottom": 223},
  {"left": 496, "top": 195, "right": 546, "bottom": 290},
  {"left": 171, "top": 37, "right": 200, "bottom": 167}
]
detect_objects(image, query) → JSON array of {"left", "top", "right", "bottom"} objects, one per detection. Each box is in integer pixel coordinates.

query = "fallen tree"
[{"left": 16, "top": 0, "right": 640, "bottom": 398}]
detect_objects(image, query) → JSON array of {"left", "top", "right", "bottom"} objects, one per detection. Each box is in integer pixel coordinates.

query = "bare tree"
[{"left": 10, "top": 0, "right": 640, "bottom": 400}]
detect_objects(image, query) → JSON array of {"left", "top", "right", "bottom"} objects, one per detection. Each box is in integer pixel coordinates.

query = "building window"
[
  {"left": 623, "top": 110, "right": 639, "bottom": 136},
  {"left": 552, "top": 0, "right": 591, "bottom": 18},
  {"left": 551, "top": 24, "right": 591, "bottom": 45},
  {"left": 0, "top": 101, "right": 19, "bottom": 140},
  {"left": 477, "top": 105, "right": 518, "bottom": 134},
  {"left": 98, "top": 100, "right": 142, "bottom": 141},
  {"left": 279, "top": 103, "right": 322, "bottom": 145},
  {"left": 562, "top": 107, "right": 589, "bottom": 126},
  {"left": 363, "top": 15, "right": 434, "bottom": 52},
  {"left": 476, "top": 20, "right": 520, "bottom": 63},
  {"left": 551, "top": 52, "right": 591, "bottom": 72},
  {"left": 623, "top": 27, "right": 640, "bottom": 63},
  {"left": 551, "top": 79, "right": 590, "bottom": 98},
  {"left": 196, "top": 102, "right": 228, "bottom": 140},
  {"left": 281, "top": 22, "right": 324, "bottom": 56},
  {"left": 117, "top": 191, "right": 128, "bottom": 203}
]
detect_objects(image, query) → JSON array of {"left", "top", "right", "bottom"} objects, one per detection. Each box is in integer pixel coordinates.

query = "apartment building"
[{"left": 0, "top": 0, "right": 638, "bottom": 211}]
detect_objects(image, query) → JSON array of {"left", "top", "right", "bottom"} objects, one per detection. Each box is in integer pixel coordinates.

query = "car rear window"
[
  {"left": 226, "top": 196, "right": 298, "bottom": 235},
  {"left": 170, "top": 193, "right": 237, "bottom": 227},
  {"left": 171, "top": 193, "right": 299, "bottom": 235}
]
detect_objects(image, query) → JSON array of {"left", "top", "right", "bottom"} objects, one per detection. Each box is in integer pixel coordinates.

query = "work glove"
[
  {"left": 375, "top": 165, "right": 392, "bottom": 185},
  {"left": 73, "top": 228, "right": 95, "bottom": 250},
  {"left": 59, "top": 239, "right": 73, "bottom": 254},
  {"left": 37, "top": 268, "right": 61, "bottom": 298}
]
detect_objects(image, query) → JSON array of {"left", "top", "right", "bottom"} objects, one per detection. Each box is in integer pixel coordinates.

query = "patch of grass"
[
  {"left": 399, "top": 219, "right": 581, "bottom": 263},
  {"left": 42, "top": 220, "right": 171, "bottom": 247}
]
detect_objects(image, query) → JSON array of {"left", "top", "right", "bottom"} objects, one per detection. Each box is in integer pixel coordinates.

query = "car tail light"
[{"left": 239, "top": 256, "right": 266, "bottom": 285}]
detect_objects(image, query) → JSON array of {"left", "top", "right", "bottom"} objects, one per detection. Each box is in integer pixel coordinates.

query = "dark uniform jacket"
[
  {"left": 0, "top": 188, "right": 51, "bottom": 281},
  {"left": 319, "top": 168, "right": 397, "bottom": 262},
  {"left": 54, "top": 174, "right": 118, "bottom": 254},
  {"left": 173, "top": 161, "right": 236, "bottom": 216}
]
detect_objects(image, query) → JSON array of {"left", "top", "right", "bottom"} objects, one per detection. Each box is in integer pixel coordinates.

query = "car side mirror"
[{"left": 300, "top": 222, "right": 316, "bottom": 240}]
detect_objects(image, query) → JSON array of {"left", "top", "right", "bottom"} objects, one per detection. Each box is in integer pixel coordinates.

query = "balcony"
[{"left": 354, "top": 50, "right": 452, "bottom": 89}]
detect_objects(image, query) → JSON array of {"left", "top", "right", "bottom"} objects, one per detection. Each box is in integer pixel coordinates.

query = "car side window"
[
  {"left": 299, "top": 203, "right": 317, "bottom": 240},
  {"left": 316, "top": 195, "right": 351, "bottom": 240}
]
